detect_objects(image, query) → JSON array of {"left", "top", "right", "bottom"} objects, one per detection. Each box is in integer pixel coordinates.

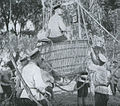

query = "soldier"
[
  {"left": 15, "top": 54, "right": 29, "bottom": 99},
  {"left": 16, "top": 48, "right": 53, "bottom": 106},
  {"left": 47, "top": 3, "right": 68, "bottom": 43},
  {"left": 88, "top": 47, "right": 112, "bottom": 106},
  {"left": 76, "top": 71, "right": 89, "bottom": 106}
]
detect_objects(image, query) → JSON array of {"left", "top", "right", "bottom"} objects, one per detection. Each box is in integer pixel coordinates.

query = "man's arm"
[
  {"left": 33, "top": 68, "right": 47, "bottom": 93},
  {"left": 58, "top": 17, "right": 67, "bottom": 32}
]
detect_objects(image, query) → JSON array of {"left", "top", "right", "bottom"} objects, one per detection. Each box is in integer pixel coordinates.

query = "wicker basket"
[{"left": 39, "top": 40, "right": 88, "bottom": 76}]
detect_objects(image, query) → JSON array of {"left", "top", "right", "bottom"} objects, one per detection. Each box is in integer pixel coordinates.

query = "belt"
[{"left": 22, "top": 87, "right": 45, "bottom": 96}]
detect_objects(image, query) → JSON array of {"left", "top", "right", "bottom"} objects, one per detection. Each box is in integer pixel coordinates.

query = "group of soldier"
[
  {"left": 0, "top": 2, "right": 120, "bottom": 106},
  {"left": 0, "top": 3, "right": 68, "bottom": 106}
]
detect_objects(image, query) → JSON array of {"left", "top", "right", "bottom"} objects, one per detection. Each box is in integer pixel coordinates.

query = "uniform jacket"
[
  {"left": 48, "top": 14, "right": 66, "bottom": 38},
  {"left": 20, "top": 62, "right": 51, "bottom": 100}
]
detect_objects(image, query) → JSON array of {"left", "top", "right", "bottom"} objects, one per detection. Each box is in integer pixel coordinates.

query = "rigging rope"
[
  {"left": 76, "top": 1, "right": 120, "bottom": 43},
  {"left": 55, "top": 79, "right": 88, "bottom": 93}
]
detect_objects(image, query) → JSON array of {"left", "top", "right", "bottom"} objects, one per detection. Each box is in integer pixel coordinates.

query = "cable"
[{"left": 76, "top": 1, "right": 120, "bottom": 43}]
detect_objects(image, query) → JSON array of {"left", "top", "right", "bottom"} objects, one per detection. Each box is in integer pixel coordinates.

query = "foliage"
[
  {"left": 0, "top": 0, "right": 43, "bottom": 54},
  {"left": 0, "top": 0, "right": 120, "bottom": 60},
  {"left": 0, "top": 0, "right": 43, "bottom": 34}
]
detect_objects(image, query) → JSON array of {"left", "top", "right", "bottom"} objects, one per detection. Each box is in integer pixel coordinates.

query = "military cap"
[
  {"left": 20, "top": 54, "right": 28, "bottom": 62},
  {"left": 53, "top": 4, "right": 61, "bottom": 10},
  {"left": 53, "top": 1, "right": 62, "bottom": 10},
  {"left": 29, "top": 48, "right": 40, "bottom": 59}
]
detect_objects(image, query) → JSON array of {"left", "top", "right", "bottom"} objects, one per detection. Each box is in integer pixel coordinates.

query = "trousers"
[
  {"left": 95, "top": 92, "right": 109, "bottom": 106},
  {"left": 16, "top": 98, "right": 48, "bottom": 106}
]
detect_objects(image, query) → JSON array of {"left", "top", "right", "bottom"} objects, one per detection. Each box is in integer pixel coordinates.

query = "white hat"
[
  {"left": 53, "top": 1, "right": 61, "bottom": 10},
  {"left": 98, "top": 53, "right": 107, "bottom": 63},
  {"left": 29, "top": 48, "right": 39, "bottom": 58},
  {"left": 20, "top": 54, "right": 28, "bottom": 62}
]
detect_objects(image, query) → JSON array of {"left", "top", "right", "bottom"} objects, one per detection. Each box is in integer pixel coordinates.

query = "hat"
[
  {"left": 98, "top": 53, "right": 107, "bottom": 63},
  {"left": 53, "top": 1, "right": 61, "bottom": 10},
  {"left": 29, "top": 48, "right": 40, "bottom": 59},
  {"left": 53, "top": 4, "right": 61, "bottom": 10},
  {"left": 20, "top": 54, "right": 28, "bottom": 62},
  {"left": 112, "top": 60, "right": 118, "bottom": 64}
]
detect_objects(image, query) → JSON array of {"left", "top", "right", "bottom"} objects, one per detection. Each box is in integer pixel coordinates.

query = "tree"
[{"left": 0, "top": 0, "right": 43, "bottom": 35}]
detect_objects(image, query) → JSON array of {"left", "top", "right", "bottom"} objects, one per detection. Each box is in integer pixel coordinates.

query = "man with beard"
[{"left": 16, "top": 48, "right": 53, "bottom": 106}]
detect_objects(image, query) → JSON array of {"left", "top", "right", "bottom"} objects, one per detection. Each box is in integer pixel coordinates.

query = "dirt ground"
[{"left": 52, "top": 92, "right": 120, "bottom": 106}]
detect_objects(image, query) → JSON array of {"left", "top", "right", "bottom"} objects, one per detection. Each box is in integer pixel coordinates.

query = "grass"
[{"left": 52, "top": 92, "right": 120, "bottom": 106}]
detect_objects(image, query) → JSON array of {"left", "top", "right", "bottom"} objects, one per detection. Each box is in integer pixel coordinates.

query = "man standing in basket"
[{"left": 47, "top": 3, "right": 68, "bottom": 43}]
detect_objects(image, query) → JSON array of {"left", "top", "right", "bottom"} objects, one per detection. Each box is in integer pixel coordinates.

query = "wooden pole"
[
  {"left": 50, "top": 0, "right": 53, "bottom": 17},
  {"left": 41, "top": 0, "right": 45, "bottom": 28},
  {"left": 77, "top": 0, "right": 82, "bottom": 39},
  {"left": 76, "top": 1, "right": 120, "bottom": 43},
  {"left": 9, "top": 0, "right": 11, "bottom": 21},
  {"left": 7, "top": 1, "right": 42, "bottom": 105},
  {"left": 80, "top": 6, "right": 89, "bottom": 42}
]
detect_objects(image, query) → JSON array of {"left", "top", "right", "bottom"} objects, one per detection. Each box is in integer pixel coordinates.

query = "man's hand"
[{"left": 45, "top": 86, "right": 53, "bottom": 100}]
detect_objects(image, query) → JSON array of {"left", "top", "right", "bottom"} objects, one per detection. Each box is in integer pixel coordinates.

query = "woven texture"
[{"left": 39, "top": 40, "right": 88, "bottom": 76}]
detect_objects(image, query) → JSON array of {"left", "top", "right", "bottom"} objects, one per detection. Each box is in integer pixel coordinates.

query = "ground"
[
  {"left": 52, "top": 92, "right": 120, "bottom": 106},
  {"left": 52, "top": 83, "right": 120, "bottom": 106}
]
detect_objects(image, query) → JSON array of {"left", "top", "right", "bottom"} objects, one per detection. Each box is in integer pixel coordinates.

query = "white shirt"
[
  {"left": 20, "top": 62, "right": 48, "bottom": 100},
  {"left": 48, "top": 14, "right": 66, "bottom": 38},
  {"left": 88, "top": 61, "right": 112, "bottom": 95}
]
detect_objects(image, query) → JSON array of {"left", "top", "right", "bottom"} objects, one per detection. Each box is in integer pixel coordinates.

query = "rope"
[
  {"left": 54, "top": 56, "right": 90, "bottom": 92},
  {"left": 80, "top": 5, "right": 90, "bottom": 46},
  {"left": 76, "top": 1, "right": 120, "bottom": 43},
  {"left": 55, "top": 80, "right": 88, "bottom": 93},
  {"left": 107, "top": 65, "right": 120, "bottom": 86},
  {"left": 55, "top": 75, "right": 78, "bottom": 86}
]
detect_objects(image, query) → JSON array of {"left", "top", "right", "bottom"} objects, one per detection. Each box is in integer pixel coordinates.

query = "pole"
[
  {"left": 77, "top": 0, "right": 82, "bottom": 39},
  {"left": 8, "top": 0, "right": 42, "bottom": 105},
  {"left": 76, "top": 1, "right": 120, "bottom": 43},
  {"left": 10, "top": 0, "right": 11, "bottom": 21},
  {"left": 41, "top": 0, "right": 45, "bottom": 29},
  {"left": 50, "top": 0, "right": 53, "bottom": 17},
  {"left": 9, "top": 49, "right": 42, "bottom": 106},
  {"left": 80, "top": 5, "right": 90, "bottom": 46}
]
